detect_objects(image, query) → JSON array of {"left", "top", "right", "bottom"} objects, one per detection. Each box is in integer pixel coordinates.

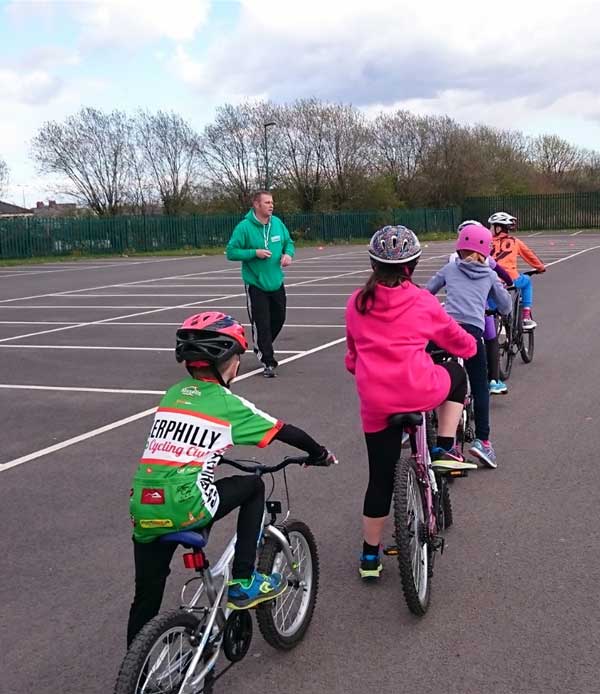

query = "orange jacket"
[{"left": 490, "top": 234, "right": 545, "bottom": 279}]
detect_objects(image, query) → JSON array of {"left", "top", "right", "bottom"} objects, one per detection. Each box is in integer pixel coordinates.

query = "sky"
[{"left": 1, "top": 0, "right": 600, "bottom": 207}]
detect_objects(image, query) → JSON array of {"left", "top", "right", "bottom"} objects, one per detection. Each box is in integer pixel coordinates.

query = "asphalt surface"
[{"left": 1, "top": 234, "right": 599, "bottom": 694}]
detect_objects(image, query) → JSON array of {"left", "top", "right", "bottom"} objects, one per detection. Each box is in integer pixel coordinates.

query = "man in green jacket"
[{"left": 226, "top": 191, "right": 295, "bottom": 378}]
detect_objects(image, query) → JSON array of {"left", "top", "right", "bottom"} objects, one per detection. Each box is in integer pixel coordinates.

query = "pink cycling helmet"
[
  {"left": 456, "top": 224, "right": 492, "bottom": 258},
  {"left": 176, "top": 312, "right": 248, "bottom": 368}
]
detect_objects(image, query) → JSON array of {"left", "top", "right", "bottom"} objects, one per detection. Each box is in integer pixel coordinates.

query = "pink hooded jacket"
[{"left": 345, "top": 281, "right": 477, "bottom": 433}]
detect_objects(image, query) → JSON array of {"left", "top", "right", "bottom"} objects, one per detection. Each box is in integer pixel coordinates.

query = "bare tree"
[
  {"left": 30, "top": 107, "right": 134, "bottom": 215},
  {"left": 134, "top": 110, "right": 202, "bottom": 215},
  {"left": 320, "top": 104, "right": 371, "bottom": 208},
  {"left": 278, "top": 99, "right": 328, "bottom": 211},
  {"left": 528, "top": 134, "right": 584, "bottom": 183},
  {"left": 201, "top": 102, "right": 280, "bottom": 209},
  {"left": 0, "top": 156, "right": 8, "bottom": 198},
  {"left": 371, "top": 110, "right": 430, "bottom": 204}
]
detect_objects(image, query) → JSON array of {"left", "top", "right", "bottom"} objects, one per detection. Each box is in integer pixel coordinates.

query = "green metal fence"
[
  {"left": 0, "top": 207, "right": 460, "bottom": 260},
  {"left": 463, "top": 192, "right": 600, "bottom": 230}
]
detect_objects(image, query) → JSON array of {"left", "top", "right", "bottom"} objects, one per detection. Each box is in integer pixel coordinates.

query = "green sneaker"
[
  {"left": 359, "top": 554, "right": 383, "bottom": 580},
  {"left": 227, "top": 570, "right": 287, "bottom": 610}
]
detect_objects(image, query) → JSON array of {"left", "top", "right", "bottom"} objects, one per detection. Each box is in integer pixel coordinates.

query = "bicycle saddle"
[
  {"left": 158, "top": 528, "right": 210, "bottom": 549},
  {"left": 388, "top": 412, "right": 423, "bottom": 429}
]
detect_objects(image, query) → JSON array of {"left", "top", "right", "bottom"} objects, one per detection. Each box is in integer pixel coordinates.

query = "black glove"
[{"left": 308, "top": 448, "right": 338, "bottom": 466}]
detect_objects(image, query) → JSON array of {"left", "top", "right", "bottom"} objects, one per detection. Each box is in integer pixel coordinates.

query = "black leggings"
[
  {"left": 126, "top": 475, "right": 264, "bottom": 646},
  {"left": 459, "top": 324, "right": 490, "bottom": 441},
  {"left": 486, "top": 338, "right": 500, "bottom": 382},
  {"left": 440, "top": 360, "right": 468, "bottom": 404},
  {"left": 363, "top": 361, "right": 467, "bottom": 519}
]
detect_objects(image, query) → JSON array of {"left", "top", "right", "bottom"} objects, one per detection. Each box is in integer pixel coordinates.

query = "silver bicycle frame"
[{"left": 174, "top": 510, "right": 303, "bottom": 693}]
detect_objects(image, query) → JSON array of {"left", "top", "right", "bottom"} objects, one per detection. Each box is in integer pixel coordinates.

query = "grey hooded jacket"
[{"left": 426, "top": 259, "right": 512, "bottom": 332}]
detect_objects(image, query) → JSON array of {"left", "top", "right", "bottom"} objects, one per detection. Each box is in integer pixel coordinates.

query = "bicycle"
[
  {"left": 383, "top": 360, "right": 472, "bottom": 616},
  {"left": 114, "top": 454, "right": 336, "bottom": 694},
  {"left": 497, "top": 269, "right": 541, "bottom": 381},
  {"left": 426, "top": 348, "right": 476, "bottom": 456}
]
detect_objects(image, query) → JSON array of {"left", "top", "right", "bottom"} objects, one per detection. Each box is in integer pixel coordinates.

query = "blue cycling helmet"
[{"left": 368, "top": 225, "right": 422, "bottom": 264}]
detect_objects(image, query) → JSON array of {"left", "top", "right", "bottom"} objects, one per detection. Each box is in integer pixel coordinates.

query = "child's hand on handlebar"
[{"left": 306, "top": 448, "right": 338, "bottom": 467}]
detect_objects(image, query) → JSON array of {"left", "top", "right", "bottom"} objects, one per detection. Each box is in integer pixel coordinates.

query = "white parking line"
[
  {"left": 47, "top": 292, "right": 354, "bottom": 297},
  {"left": 569, "top": 229, "right": 586, "bottom": 236},
  {"left": 0, "top": 255, "right": 202, "bottom": 279},
  {"left": 0, "top": 248, "right": 364, "bottom": 304},
  {"left": 0, "top": 320, "right": 345, "bottom": 328},
  {"left": 0, "top": 344, "right": 302, "bottom": 354},
  {"left": 0, "top": 267, "right": 367, "bottom": 344},
  {"left": 0, "top": 336, "right": 346, "bottom": 472},
  {"left": 545, "top": 245, "right": 600, "bottom": 267},
  {"left": 0, "top": 384, "right": 164, "bottom": 395}
]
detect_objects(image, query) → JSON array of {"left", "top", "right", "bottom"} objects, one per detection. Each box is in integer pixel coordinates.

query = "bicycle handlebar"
[
  {"left": 221, "top": 453, "right": 337, "bottom": 475},
  {"left": 523, "top": 269, "right": 544, "bottom": 276}
]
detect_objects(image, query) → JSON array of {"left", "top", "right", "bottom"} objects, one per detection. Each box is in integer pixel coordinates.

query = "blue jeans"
[{"left": 513, "top": 274, "right": 532, "bottom": 308}]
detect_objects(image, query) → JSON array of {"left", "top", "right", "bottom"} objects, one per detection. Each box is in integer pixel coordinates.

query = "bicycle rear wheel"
[
  {"left": 520, "top": 329, "right": 535, "bottom": 363},
  {"left": 114, "top": 611, "right": 212, "bottom": 694},
  {"left": 393, "top": 457, "right": 431, "bottom": 616}
]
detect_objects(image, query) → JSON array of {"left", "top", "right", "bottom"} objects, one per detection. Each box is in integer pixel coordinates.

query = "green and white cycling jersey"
[{"left": 130, "top": 377, "right": 282, "bottom": 543}]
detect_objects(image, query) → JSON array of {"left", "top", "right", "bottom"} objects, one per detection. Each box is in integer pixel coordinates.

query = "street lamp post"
[{"left": 263, "top": 121, "right": 276, "bottom": 190}]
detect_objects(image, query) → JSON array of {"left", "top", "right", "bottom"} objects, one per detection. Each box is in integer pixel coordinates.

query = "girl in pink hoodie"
[{"left": 345, "top": 226, "right": 477, "bottom": 579}]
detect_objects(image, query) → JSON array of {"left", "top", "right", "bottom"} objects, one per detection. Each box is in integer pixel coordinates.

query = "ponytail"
[{"left": 355, "top": 259, "right": 418, "bottom": 315}]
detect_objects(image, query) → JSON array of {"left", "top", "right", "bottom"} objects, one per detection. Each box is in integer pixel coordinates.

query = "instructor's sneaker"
[
  {"left": 469, "top": 439, "right": 497, "bottom": 469},
  {"left": 263, "top": 365, "right": 276, "bottom": 378},
  {"left": 431, "top": 446, "right": 477, "bottom": 471},
  {"left": 489, "top": 379, "right": 508, "bottom": 395},
  {"left": 359, "top": 554, "right": 383, "bottom": 580},
  {"left": 227, "top": 571, "right": 287, "bottom": 610}
]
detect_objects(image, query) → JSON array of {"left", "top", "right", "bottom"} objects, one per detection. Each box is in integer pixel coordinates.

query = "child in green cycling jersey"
[{"left": 127, "top": 311, "right": 335, "bottom": 646}]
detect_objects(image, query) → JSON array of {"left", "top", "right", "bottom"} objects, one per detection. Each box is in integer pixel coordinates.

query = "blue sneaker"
[
  {"left": 359, "top": 554, "right": 383, "bottom": 580},
  {"left": 227, "top": 570, "right": 287, "bottom": 610},
  {"left": 489, "top": 379, "right": 508, "bottom": 395},
  {"left": 469, "top": 439, "right": 497, "bottom": 469}
]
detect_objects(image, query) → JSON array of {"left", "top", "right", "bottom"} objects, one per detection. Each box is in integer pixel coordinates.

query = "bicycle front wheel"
[
  {"left": 520, "top": 328, "right": 535, "bottom": 363},
  {"left": 393, "top": 457, "right": 431, "bottom": 616},
  {"left": 114, "top": 610, "right": 212, "bottom": 694},
  {"left": 256, "top": 519, "right": 319, "bottom": 650},
  {"left": 498, "top": 316, "right": 513, "bottom": 381}
]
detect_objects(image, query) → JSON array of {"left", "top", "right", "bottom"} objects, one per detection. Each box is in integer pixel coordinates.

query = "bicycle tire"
[
  {"left": 114, "top": 610, "right": 213, "bottom": 694},
  {"left": 256, "top": 519, "right": 319, "bottom": 650},
  {"left": 520, "top": 328, "right": 535, "bottom": 363},
  {"left": 441, "top": 479, "right": 453, "bottom": 529},
  {"left": 498, "top": 315, "right": 513, "bottom": 381},
  {"left": 426, "top": 410, "right": 437, "bottom": 454},
  {"left": 393, "top": 457, "right": 431, "bottom": 616}
]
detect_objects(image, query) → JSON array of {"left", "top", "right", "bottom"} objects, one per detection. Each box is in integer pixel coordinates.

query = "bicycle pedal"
[
  {"left": 383, "top": 545, "right": 399, "bottom": 556},
  {"left": 447, "top": 469, "right": 469, "bottom": 478},
  {"left": 431, "top": 535, "right": 445, "bottom": 553}
]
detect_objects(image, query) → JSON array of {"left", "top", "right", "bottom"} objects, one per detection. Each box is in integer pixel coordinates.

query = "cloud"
[
  {"left": 75, "top": 0, "right": 211, "bottom": 47},
  {"left": 8, "top": 0, "right": 211, "bottom": 47},
  {"left": 18, "top": 46, "right": 80, "bottom": 71},
  {"left": 173, "top": 0, "right": 600, "bottom": 112},
  {"left": 0, "top": 68, "right": 63, "bottom": 105}
]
